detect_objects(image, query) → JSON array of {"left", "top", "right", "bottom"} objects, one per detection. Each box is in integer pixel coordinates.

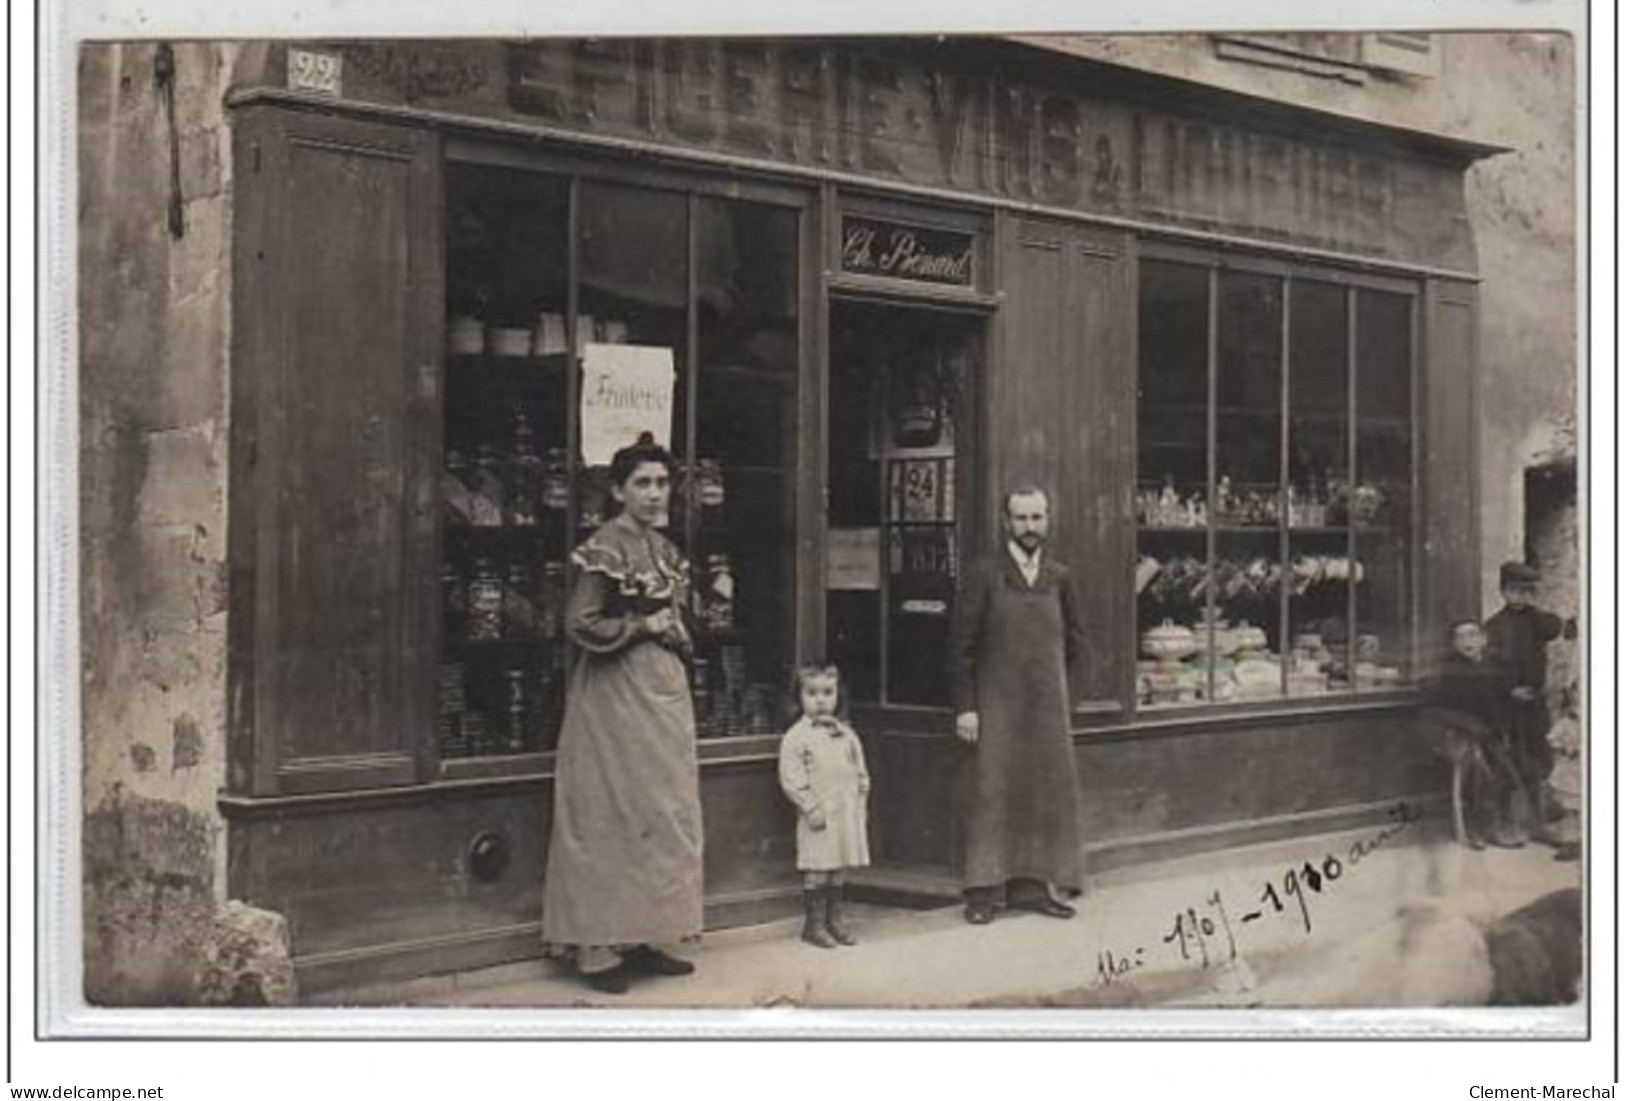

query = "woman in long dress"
[{"left": 542, "top": 432, "right": 704, "bottom": 994}]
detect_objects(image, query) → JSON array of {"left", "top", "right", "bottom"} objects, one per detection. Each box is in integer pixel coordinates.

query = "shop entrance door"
[{"left": 825, "top": 299, "right": 985, "bottom": 708}]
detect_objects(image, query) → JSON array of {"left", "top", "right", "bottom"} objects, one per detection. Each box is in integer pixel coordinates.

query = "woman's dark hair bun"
[{"left": 608, "top": 430, "right": 676, "bottom": 489}]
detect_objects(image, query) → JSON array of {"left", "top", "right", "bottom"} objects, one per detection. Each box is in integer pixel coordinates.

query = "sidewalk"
[{"left": 314, "top": 814, "right": 1581, "bottom": 1011}]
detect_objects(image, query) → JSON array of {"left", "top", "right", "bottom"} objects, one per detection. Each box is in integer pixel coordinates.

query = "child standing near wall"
[
  {"left": 778, "top": 665, "right": 871, "bottom": 948},
  {"left": 1486, "top": 561, "right": 1577, "bottom": 847}
]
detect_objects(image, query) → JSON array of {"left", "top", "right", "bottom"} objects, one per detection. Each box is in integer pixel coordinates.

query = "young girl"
[{"left": 778, "top": 665, "right": 871, "bottom": 948}]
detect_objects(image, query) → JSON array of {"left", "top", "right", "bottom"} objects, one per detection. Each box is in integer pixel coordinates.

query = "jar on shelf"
[
  {"left": 438, "top": 661, "right": 467, "bottom": 758},
  {"left": 702, "top": 553, "right": 735, "bottom": 634},
  {"left": 538, "top": 561, "right": 566, "bottom": 641},
  {"left": 506, "top": 409, "right": 543, "bottom": 527},
  {"left": 441, "top": 560, "right": 468, "bottom": 641},
  {"left": 504, "top": 564, "right": 537, "bottom": 638},
  {"left": 541, "top": 448, "right": 571, "bottom": 513},
  {"left": 467, "top": 557, "right": 504, "bottom": 640},
  {"left": 576, "top": 467, "right": 607, "bottom": 530},
  {"left": 462, "top": 708, "right": 492, "bottom": 757},
  {"left": 469, "top": 444, "right": 506, "bottom": 528},
  {"left": 538, "top": 647, "right": 566, "bottom": 751},
  {"left": 691, "top": 657, "right": 714, "bottom": 737},
  {"left": 695, "top": 459, "right": 726, "bottom": 509},
  {"left": 503, "top": 666, "right": 533, "bottom": 754}
]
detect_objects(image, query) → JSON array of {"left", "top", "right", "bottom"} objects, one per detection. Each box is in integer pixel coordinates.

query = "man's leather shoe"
[
  {"left": 625, "top": 945, "right": 696, "bottom": 976},
  {"left": 1013, "top": 895, "right": 1076, "bottom": 919},
  {"left": 582, "top": 964, "right": 631, "bottom": 994},
  {"left": 964, "top": 899, "right": 997, "bottom": 925}
]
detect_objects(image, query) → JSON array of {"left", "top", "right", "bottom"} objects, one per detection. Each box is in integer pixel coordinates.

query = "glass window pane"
[
  {"left": 693, "top": 197, "right": 800, "bottom": 736},
  {"left": 1211, "top": 273, "right": 1285, "bottom": 701},
  {"left": 577, "top": 180, "right": 691, "bottom": 480},
  {"left": 1136, "top": 261, "right": 1210, "bottom": 710},
  {"left": 1353, "top": 289, "right": 1414, "bottom": 689},
  {"left": 441, "top": 165, "right": 572, "bottom": 759},
  {"left": 1286, "top": 281, "right": 1352, "bottom": 698}
]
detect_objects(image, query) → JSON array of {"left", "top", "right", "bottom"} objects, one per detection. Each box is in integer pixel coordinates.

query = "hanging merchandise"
[
  {"left": 695, "top": 459, "right": 726, "bottom": 509},
  {"left": 702, "top": 553, "right": 735, "bottom": 634},
  {"left": 889, "top": 353, "right": 944, "bottom": 449},
  {"left": 469, "top": 444, "right": 507, "bottom": 527},
  {"left": 504, "top": 564, "right": 537, "bottom": 638},
  {"left": 444, "top": 448, "right": 476, "bottom": 528},
  {"left": 506, "top": 409, "right": 543, "bottom": 527}
]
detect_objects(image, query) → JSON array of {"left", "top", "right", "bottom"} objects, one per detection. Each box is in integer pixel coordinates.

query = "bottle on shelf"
[
  {"left": 507, "top": 409, "right": 543, "bottom": 527},
  {"left": 576, "top": 466, "right": 606, "bottom": 530},
  {"left": 541, "top": 448, "right": 571, "bottom": 514},
  {"left": 468, "top": 557, "right": 504, "bottom": 641},
  {"left": 1158, "top": 476, "right": 1179, "bottom": 527}
]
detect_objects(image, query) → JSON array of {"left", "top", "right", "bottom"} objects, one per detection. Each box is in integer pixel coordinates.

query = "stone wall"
[
  {"left": 79, "top": 41, "right": 240, "bottom": 1005},
  {"left": 1020, "top": 32, "right": 1579, "bottom": 618}
]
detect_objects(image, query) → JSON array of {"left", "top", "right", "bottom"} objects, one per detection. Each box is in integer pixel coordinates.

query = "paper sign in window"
[{"left": 579, "top": 343, "right": 676, "bottom": 466}]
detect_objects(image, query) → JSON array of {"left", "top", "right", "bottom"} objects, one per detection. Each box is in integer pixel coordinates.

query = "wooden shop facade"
[{"left": 217, "top": 37, "right": 1498, "bottom": 991}]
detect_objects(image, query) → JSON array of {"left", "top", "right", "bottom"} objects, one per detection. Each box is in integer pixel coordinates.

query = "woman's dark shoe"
[
  {"left": 625, "top": 945, "right": 696, "bottom": 976},
  {"left": 824, "top": 887, "right": 857, "bottom": 946},
  {"left": 1552, "top": 842, "right": 1581, "bottom": 862},
  {"left": 963, "top": 896, "right": 997, "bottom": 925},
  {"left": 1013, "top": 896, "right": 1077, "bottom": 919},
  {"left": 582, "top": 964, "right": 631, "bottom": 995},
  {"left": 801, "top": 888, "right": 838, "bottom": 948}
]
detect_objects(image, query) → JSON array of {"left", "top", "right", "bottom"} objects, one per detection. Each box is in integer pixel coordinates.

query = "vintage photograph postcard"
[{"left": 45, "top": 3, "right": 1601, "bottom": 1067}]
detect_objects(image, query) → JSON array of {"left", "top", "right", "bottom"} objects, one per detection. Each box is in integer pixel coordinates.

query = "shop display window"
[
  {"left": 439, "top": 162, "right": 802, "bottom": 762},
  {"left": 1135, "top": 259, "right": 1416, "bottom": 711}
]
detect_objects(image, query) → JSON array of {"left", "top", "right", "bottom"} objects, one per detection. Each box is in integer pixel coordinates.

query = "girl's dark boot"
[
  {"left": 825, "top": 883, "right": 857, "bottom": 946},
  {"left": 801, "top": 887, "right": 837, "bottom": 948}
]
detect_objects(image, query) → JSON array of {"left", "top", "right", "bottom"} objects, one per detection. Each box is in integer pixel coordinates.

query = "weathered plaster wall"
[
  {"left": 1023, "top": 32, "right": 1579, "bottom": 618},
  {"left": 79, "top": 41, "right": 240, "bottom": 1005}
]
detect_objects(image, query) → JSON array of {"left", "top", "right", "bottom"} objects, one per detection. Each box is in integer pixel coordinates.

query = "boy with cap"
[
  {"left": 1428, "top": 620, "right": 1528, "bottom": 849},
  {"left": 1485, "top": 560, "right": 1577, "bottom": 846}
]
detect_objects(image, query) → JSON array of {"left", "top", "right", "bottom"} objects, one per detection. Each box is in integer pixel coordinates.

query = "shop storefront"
[{"left": 216, "top": 37, "right": 1499, "bottom": 992}]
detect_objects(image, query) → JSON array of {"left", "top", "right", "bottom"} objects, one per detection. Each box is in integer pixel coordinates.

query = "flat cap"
[{"left": 1499, "top": 560, "right": 1540, "bottom": 587}]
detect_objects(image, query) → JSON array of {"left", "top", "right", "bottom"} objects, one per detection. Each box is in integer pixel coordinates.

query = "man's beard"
[{"left": 1014, "top": 531, "right": 1044, "bottom": 553}]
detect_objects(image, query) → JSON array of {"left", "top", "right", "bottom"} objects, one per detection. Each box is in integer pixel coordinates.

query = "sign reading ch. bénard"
[{"left": 316, "top": 38, "right": 1481, "bottom": 270}]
